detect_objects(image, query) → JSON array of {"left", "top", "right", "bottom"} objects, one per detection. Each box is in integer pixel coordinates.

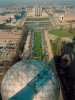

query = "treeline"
[
  {"left": 0, "top": 11, "right": 10, "bottom": 16},
  {"left": 11, "top": 25, "right": 29, "bottom": 64},
  {"left": 0, "top": 24, "right": 22, "bottom": 30},
  {"left": 14, "top": 11, "right": 25, "bottom": 20},
  {"left": 0, "top": 24, "right": 13, "bottom": 30}
]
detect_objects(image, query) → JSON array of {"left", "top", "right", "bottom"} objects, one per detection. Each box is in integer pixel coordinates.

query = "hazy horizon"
[
  {"left": 0, "top": 0, "right": 75, "bottom": 7},
  {"left": 0, "top": 0, "right": 75, "bottom": 3}
]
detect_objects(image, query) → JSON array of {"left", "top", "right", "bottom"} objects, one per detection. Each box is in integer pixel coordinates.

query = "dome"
[{"left": 1, "top": 60, "right": 60, "bottom": 100}]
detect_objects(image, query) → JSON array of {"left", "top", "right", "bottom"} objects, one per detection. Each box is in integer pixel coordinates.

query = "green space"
[
  {"left": 49, "top": 29, "right": 75, "bottom": 38},
  {"left": 25, "top": 22, "right": 50, "bottom": 29},
  {"left": 14, "top": 15, "right": 22, "bottom": 20},
  {"left": 26, "top": 18, "right": 50, "bottom": 21},
  {"left": 12, "top": 24, "right": 28, "bottom": 64},
  {"left": 33, "top": 31, "right": 42, "bottom": 60},
  {"left": 5, "top": 18, "right": 12, "bottom": 23},
  {"left": 0, "top": 24, "right": 22, "bottom": 30},
  {"left": 67, "top": 20, "right": 75, "bottom": 23},
  {"left": 25, "top": 19, "right": 52, "bottom": 29},
  {"left": 14, "top": 11, "right": 25, "bottom": 20},
  {"left": 0, "top": 11, "right": 10, "bottom": 16},
  {"left": 25, "top": 17, "right": 52, "bottom": 29},
  {"left": 51, "top": 39, "right": 62, "bottom": 56},
  {"left": 54, "top": 9, "right": 65, "bottom": 13}
]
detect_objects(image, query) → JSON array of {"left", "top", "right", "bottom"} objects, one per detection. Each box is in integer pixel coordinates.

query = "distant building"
[
  {"left": 27, "top": 6, "right": 48, "bottom": 18},
  {"left": 35, "top": 6, "right": 42, "bottom": 17},
  {"left": 47, "top": 9, "right": 53, "bottom": 15}
]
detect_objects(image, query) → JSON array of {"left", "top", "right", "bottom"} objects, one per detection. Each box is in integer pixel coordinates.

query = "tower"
[{"left": 35, "top": 6, "right": 42, "bottom": 18}]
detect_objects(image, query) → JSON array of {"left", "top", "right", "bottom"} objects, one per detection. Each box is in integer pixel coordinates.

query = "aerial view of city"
[{"left": 0, "top": 0, "right": 75, "bottom": 100}]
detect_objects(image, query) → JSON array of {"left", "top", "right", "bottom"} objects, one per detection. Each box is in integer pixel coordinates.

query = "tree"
[
  {"left": 68, "top": 22, "right": 73, "bottom": 33},
  {"left": 60, "top": 25, "right": 63, "bottom": 31}
]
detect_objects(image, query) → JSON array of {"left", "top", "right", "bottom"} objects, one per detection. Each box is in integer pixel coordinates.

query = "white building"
[{"left": 27, "top": 6, "right": 48, "bottom": 18}]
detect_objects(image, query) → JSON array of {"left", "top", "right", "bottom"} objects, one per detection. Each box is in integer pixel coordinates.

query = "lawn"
[
  {"left": 67, "top": 20, "right": 75, "bottom": 23},
  {"left": 49, "top": 29, "right": 75, "bottom": 38},
  {"left": 26, "top": 18, "right": 50, "bottom": 21},
  {"left": 33, "top": 31, "right": 42, "bottom": 59}
]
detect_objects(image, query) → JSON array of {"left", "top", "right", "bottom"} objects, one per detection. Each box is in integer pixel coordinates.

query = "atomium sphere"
[{"left": 1, "top": 60, "right": 60, "bottom": 100}]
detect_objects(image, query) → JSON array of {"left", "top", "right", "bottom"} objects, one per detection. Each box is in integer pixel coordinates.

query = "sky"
[
  {"left": 0, "top": 0, "right": 75, "bottom": 6},
  {"left": 0, "top": 0, "right": 75, "bottom": 2}
]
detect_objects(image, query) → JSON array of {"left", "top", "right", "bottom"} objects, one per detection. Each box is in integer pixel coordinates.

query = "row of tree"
[{"left": 11, "top": 25, "right": 29, "bottom": 64}]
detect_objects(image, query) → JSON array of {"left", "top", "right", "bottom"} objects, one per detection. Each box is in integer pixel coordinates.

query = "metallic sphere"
[{"left": 1, "top": 60, "right": 60, "bottom": 100}]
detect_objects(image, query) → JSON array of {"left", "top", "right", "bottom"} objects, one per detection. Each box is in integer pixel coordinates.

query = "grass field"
[
  {"left": 67, "top": 20, "right": 75, "bottom": 23},
  {"left": 26, "top": 18, "right": 50, "bottom": 21},
  {"left": 33, "top": 31, "right": 42, "bottom": 60},
  {"left": 49, "top": 29, "right": 75, "bottom": 38}
]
